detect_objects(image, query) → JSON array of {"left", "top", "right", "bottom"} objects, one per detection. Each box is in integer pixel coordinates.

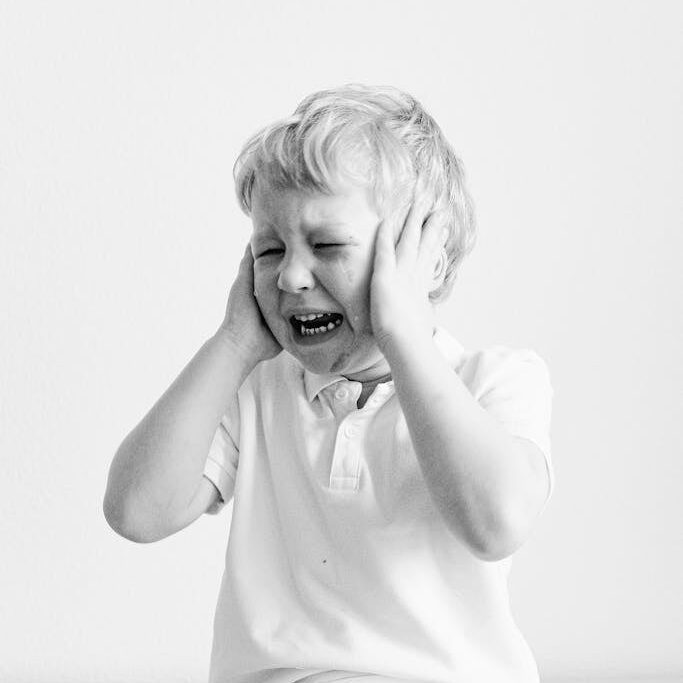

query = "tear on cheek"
[{"left": 335, "top": 257, "right": 354, "bottom": 284}]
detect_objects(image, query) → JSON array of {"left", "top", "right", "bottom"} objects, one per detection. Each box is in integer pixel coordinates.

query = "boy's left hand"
[{"left": 370, "top": 198, "right": 446, "bottom": 355}]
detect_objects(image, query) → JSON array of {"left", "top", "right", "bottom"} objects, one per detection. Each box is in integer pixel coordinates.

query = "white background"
[{"left": 1, "top": 1, "right": 681, "bottom": 682}]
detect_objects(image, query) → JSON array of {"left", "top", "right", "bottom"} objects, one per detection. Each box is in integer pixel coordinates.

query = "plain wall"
[{"left": 1, "top": 1, "right": 681, "bottom": 681}]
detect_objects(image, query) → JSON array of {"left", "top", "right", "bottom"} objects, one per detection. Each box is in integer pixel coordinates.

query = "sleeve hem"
[
  {"left": 203, "top": 457, "right": 237, "bottom": 514},
  {"left": 508, "top": 430, "right": 555, "bottom": 505}
]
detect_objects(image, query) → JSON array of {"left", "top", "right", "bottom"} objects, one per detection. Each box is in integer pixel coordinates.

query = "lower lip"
[{"left": 291, "top": 321, "right": 344, "bottom": 346}]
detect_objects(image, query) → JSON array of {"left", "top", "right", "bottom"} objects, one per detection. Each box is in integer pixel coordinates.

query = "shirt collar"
[
  {"left": 303, "top": 370, "right": 347, "bottom": 403},
  {"left": 301, "top": 326, "right": 466, "bottom": 403}
]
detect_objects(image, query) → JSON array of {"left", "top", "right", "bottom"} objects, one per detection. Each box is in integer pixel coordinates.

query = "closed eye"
[
  {"left": 256, "top": 244, "right": 346, "bottom": 258},
  {"left": 256, "top": 248, "right": 284, "bottom": 257}
]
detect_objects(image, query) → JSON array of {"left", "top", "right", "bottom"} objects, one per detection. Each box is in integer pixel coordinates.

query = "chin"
[{"left": 289, "top": 345, "right": 355, "bottom": 377}]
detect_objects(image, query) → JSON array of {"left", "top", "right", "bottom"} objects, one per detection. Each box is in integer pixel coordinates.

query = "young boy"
[{"left": 104, "top": 84, "right": 554, "bottom": 683}]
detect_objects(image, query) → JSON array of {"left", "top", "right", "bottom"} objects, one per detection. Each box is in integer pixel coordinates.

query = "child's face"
[{"left": 250, "top": 179, "right": 398, "bottom": 381}]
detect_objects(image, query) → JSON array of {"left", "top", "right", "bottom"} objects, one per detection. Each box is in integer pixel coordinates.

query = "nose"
[{"left": 277, "top": 253, "right": 315, "bottom": 293}]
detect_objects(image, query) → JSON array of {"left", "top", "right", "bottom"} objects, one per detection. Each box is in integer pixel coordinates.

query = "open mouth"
[{"left": 289, "top": 312, "right": 344, "bottom": 338}]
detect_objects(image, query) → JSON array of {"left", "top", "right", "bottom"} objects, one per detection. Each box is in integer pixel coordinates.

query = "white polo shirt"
[{"left": 202, "top": 327, "right": 554, "bottom": 683}]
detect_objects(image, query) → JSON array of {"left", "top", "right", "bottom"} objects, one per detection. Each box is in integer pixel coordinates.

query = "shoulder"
[
  {"left": 220, "top": 351, "right": 304, "bottom": 439},
  {"left": 242, "top": 350, "right": 304, "bottom": 398},
  {"left": 461, "top": 344, "right": 550, "bottom": 380},
  {"left": 433, "top": 327, "right": 552, "bottom": 399}
]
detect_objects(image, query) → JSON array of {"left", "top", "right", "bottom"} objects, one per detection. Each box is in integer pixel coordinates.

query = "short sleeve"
[
  {"left": 202, "top": 396, "right": 240, "bottom": 515},
  {"left": 461, "top": 347, "right": 555, "bottom": 501}
]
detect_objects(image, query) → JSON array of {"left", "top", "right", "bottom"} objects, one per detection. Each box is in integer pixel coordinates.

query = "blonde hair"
[{"left": 234, "top": 83, "right": 477, "bottom": 301}]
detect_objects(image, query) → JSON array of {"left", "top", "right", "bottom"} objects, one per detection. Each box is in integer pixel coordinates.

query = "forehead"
[{"left": 250, "top": 179, "right": 379, "bottom": 236}]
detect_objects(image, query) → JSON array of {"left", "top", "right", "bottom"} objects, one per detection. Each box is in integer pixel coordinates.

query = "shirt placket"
[{"left": 327, "top": 380, "right": 366, "bottom": 491}]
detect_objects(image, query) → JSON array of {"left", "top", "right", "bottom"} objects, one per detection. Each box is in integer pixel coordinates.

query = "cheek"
[
  {"left": 326, "top": 256, "right": 370, "bottom": 310},
  {"left": 253, "top": 259, "right": 275, "bottom": 284},
  {"left": 329, "top": 258, "right": 374, "bottom": 327},
  {"left": 331, "top": 252, "right": 354, "bottom": 285},
  {"left": 253, "top": 264, "right": 278, "bottom": 308},
  {"left": 330, "top": 247, "right": 374, "bottom": 287}
]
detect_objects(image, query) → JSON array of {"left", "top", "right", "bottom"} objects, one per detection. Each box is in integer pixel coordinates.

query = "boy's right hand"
[{"left": 216, "top": 244, "right": 282, "bottom": 367}]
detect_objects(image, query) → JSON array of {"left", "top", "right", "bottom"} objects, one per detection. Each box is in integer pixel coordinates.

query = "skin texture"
[{"left": 249, "top": 178, "right": 438, "bottom": 381}]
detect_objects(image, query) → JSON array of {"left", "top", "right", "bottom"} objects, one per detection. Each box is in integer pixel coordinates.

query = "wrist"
[
  {"left": 377, "top": 326, "right": 436, "bottom": 364},
  {"left": 211, "top": 326, "right": 261, "bottom": 377}
]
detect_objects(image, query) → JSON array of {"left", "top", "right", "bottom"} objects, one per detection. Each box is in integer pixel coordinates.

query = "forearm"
[
  {"left": 104, "top": 330, "right": 255, "bottom": 538},
  {"left": 383, "top": 332, "right": 532, "bottom": 559}
]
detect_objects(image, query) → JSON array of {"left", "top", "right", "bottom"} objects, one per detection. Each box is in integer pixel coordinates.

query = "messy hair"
[{"left": 233, "top": 83, "right": 477, "bottom": 302}]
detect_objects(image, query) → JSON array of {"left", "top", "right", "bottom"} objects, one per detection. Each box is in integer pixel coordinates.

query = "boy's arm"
[
  {"left": 371, "top": 205, "right": 549, "bottom": 562},
  {"left": 381, "top": 333, "right": 550, "bottom": 562},
  {"left": 104, "top": 332, "right": 251, "bottom": 542},
  {"left": 104, "top": 246, "right": 280, "bottom": 543}
]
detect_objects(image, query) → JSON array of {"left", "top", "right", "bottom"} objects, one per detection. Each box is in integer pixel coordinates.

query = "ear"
[{"left": 429, "top": 246, "right": 448, "bottom": 296}]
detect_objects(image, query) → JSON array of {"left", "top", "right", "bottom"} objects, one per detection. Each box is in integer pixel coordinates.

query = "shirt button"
[
  {"left": 334, "top": 387, "right": 348, "bottom": 400},
  {"left": 344, "top": 425, "right": 356, "bottom": 438}
]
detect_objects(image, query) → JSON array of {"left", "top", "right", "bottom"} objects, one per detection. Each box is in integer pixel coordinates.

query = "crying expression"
[{"left": 250, "top": 179, "right": 393, "bottom": 381}]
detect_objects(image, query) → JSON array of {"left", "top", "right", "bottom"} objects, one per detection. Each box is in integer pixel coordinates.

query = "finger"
[
  {"left": 238, "top": 242, "right": 256, "bottom": 292},
  {"left": 239, "top": 242, "right": 254, "bottom": 268},
  {"left": 241, "top": 244, "right": 254, "bottom": 271},
  {"left": 373, "top": 219, "right": 396, "bottom": 272},
  {"left": 395, "top": 198, "right": 428, "bottom": 263},
  {"left": 421, "top": 211, "right": 445, "bottom": 254},
  {"left": 416, "top": 211, "right": 447, "bottom": 272}
]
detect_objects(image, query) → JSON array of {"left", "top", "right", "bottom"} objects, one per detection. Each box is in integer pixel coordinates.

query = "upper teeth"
[{"left": 294, "top": 312, "right": 329, "bottom": 321}]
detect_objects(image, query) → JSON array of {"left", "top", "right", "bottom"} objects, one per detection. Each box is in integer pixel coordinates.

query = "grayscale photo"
[{"left": 1, "top": 2, "right": 681, "bottom": 683}]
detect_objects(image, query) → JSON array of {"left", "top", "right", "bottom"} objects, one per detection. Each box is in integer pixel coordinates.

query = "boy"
[{"left": 104, "top": 84, "right": 554, "bottom": 683}]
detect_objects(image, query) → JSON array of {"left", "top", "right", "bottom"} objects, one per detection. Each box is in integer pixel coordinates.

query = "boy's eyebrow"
[
  {"left": 307, "top": 224, "right": 358, "bottom": 239},
  {"left": 306, "top": 221, "right": 348, "bottom": 228},
  {"left": 293, "top": 219, "right": 353, "bottom": 232},
  {"left": 254, "top": 221, "right": 357, "bottom": 238}
]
